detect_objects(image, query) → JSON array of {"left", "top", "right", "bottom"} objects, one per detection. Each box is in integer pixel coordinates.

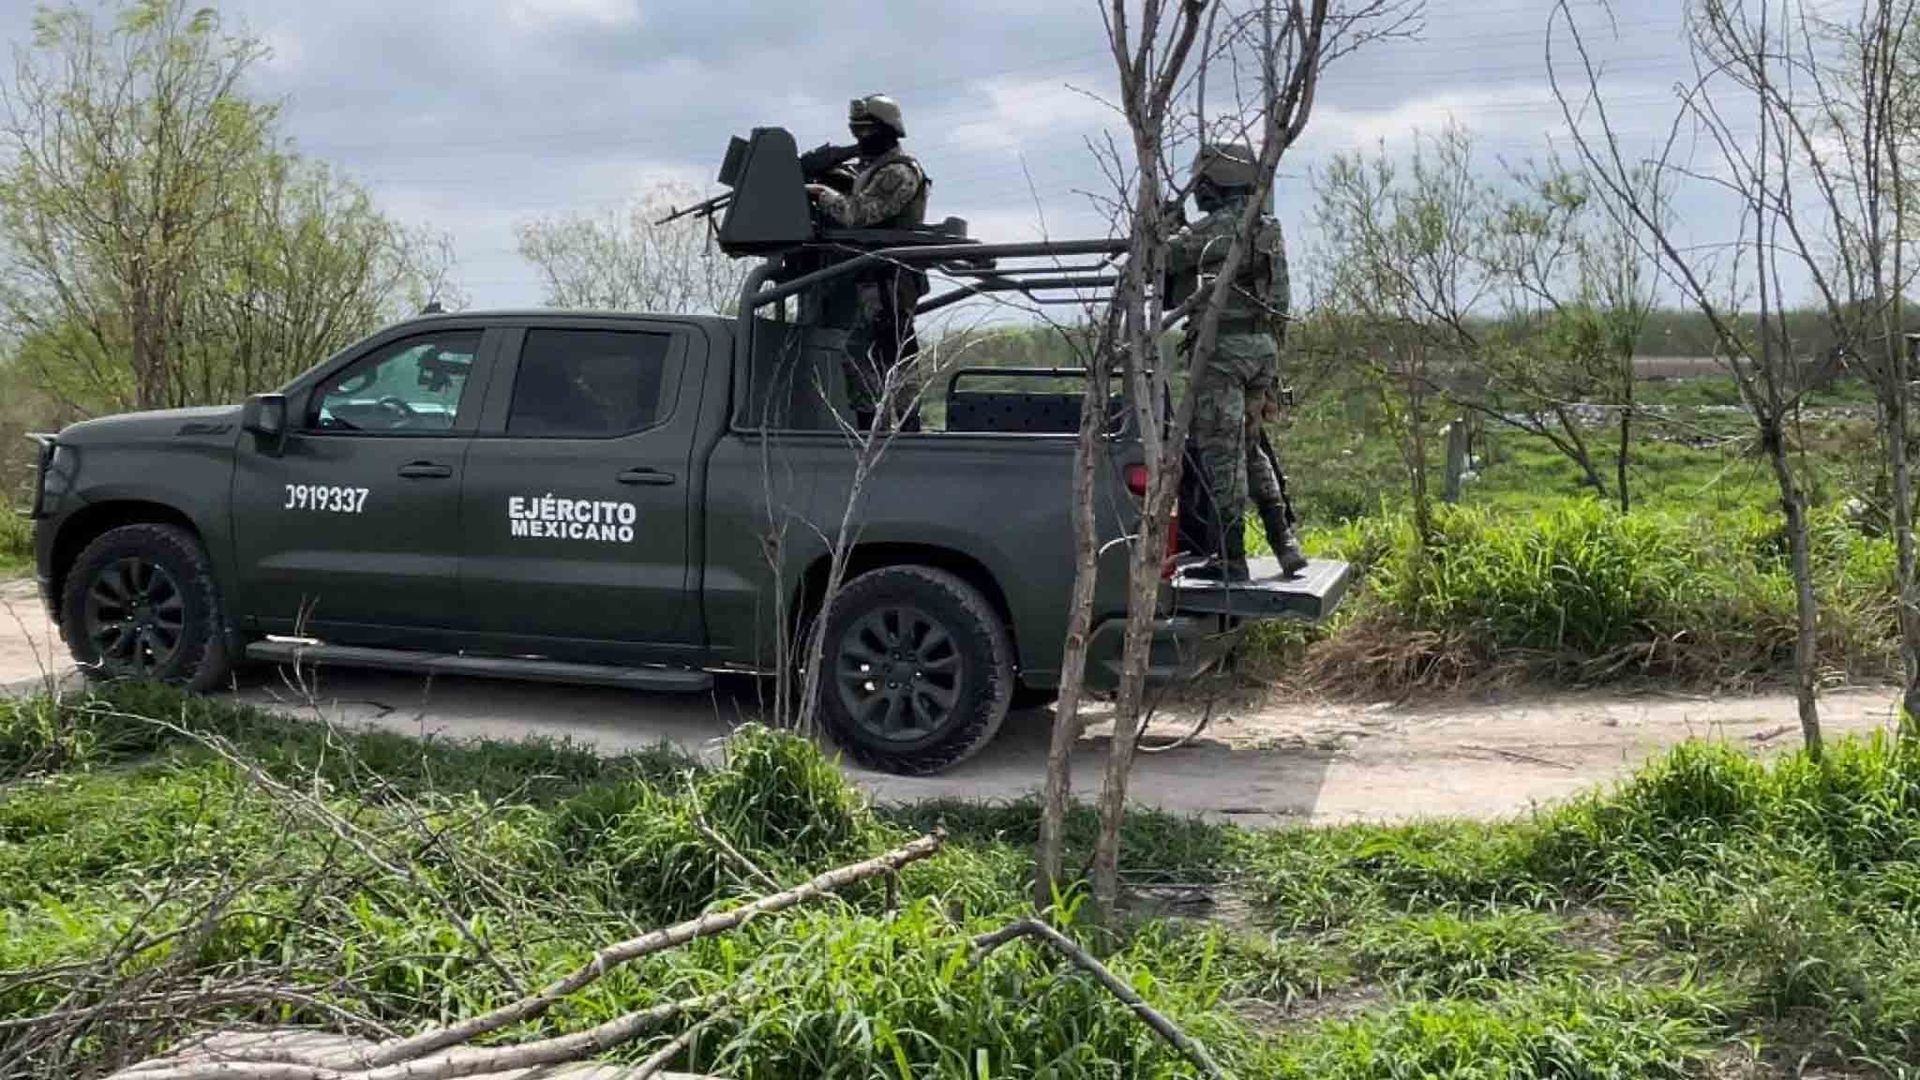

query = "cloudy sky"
[{"left": 0, "top": 0, "right": 1701, "bottom": 310}]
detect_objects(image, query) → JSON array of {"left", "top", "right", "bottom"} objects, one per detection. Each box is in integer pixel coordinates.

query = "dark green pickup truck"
[
  {"left": 30, "top": 305, "right": 1348, "bottom": 773},
  {"left": 31, "top": 124, "right": 1350, "bottom": 773}
]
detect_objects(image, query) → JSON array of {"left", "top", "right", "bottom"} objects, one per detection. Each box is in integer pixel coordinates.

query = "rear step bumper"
[
  {"left": 1171, "top": 557, "right": 1351, "bottom": 621},
  {"left": 244, "top": 641, "right": 715, "bottom": 693}
]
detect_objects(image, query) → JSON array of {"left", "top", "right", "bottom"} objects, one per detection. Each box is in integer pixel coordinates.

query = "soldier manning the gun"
[
  {"left": 1166, "top": 142, "right": 1308, "bottom": 581},
  {"left": 804, "top": 94, "right": 931, "bottom": 430}
]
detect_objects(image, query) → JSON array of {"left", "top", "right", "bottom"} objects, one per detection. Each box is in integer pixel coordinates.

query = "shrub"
[{"left": 1293, "top": 502, "right": 1897, "bottom": 693}]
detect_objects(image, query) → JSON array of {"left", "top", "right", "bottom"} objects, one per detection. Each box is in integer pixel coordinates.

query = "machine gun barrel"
[
  {"left": 654, "top": 192, "right": 733, "bottom": 227},
  {"left": 653, "top": 141, "right": 857, "bottom": 228}
]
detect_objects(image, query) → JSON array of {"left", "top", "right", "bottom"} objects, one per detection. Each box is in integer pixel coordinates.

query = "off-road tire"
[
  {"left": 816, "top": 565, "right": 1013, "bottom": 775},
  {"left": 60, "top": 523, "right": 232, "bottom": 691}
]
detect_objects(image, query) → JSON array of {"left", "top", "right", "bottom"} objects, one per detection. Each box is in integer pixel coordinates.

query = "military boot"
[
  {"left": 1187, "top": 515, "right": 1251, "bottom": 583},
  {"left": 1259, "top": 505, "right": 1309, "bottom": 578}
]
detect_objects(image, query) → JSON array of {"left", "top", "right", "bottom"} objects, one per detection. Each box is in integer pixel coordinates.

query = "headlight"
[{"left": 28, "top": 434, "right": 57, "bottom": 518}]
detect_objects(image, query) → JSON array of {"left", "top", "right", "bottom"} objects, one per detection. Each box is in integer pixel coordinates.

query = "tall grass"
[
  {"left": 0, "top": 689, "right": 1277, "bottom": 1077},
  {"left": 10, "top": 685, "right": 1920, "bottom": 1076},
  {"left": 1237, "top": 731, "right": 1920, "bottom": 1071},
  {"left": 1293, "top": 502, "right": 1897, "bottom": 694}
]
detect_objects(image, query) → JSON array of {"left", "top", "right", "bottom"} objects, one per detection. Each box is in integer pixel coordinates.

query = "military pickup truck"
[{"left": 28, "top": 128, "right": 1349, "bottom": 775}]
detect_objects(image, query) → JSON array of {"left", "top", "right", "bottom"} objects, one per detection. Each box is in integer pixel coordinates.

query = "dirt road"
[{"left": 2, "top": 578, "right": 1900, "bottom": 825}]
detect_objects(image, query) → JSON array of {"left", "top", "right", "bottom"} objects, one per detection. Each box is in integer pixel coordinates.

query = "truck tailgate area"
[{"left": 1171, "top": 557, "right": 1351, "bottom": 621}]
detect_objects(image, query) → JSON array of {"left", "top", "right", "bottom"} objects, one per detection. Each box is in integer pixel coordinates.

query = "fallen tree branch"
[
  {"left": 970, "top": 918, "right": 1227, "bottom": 1080},
  {"left": 631, "top": 1008, "right": 733, "bottom": 1080},
  {"left": 115, "top": 1015, "right": 734, "bottom": 1080},
  {"left": 355, "top": 995, "right": 715, "bottom": 1080},
  {"left": 694, "top": 814, "right": 781, "bottom": 893},
  {"left": 1, "top": 983, "right": 393, "bottom": 1040},
  {"left": 124, "top": 711, "right": 525, "bottom": 999},
  {"left": 353, "top": 831, "right": 943, "bottom": 1067},
  {"left": 106, "top": 834, "right": 942, "bottom": 1079}
]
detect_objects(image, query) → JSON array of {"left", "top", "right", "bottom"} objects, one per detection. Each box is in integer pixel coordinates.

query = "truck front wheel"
[
  {"left": 816, "top": 565, "right": 1013, "bottom": 775},
  {"left": 59, "top": 523, "right": 232, "bottom": 691}
]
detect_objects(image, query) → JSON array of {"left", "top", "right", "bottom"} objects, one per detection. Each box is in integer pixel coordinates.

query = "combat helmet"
[
  {"left": 849, "top": 94, "right": 906, "bottom": 138},
  {"left": 1192, "top": 142, "right": 1258, "bottom": 188}
]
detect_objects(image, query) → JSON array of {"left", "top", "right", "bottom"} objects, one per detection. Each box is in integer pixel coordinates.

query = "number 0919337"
[{"left": 284, "top": 484, "right": 369, "bottom": 514}]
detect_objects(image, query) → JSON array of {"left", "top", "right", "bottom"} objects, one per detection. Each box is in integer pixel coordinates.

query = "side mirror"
[{"left": 242, "top": 393, "right": 288, "bottom": 453}]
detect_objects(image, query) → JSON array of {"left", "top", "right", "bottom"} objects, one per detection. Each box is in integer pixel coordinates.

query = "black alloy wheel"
[
  {"left": 815, "top": 565, "right": 1014, "bottom": 775},
  {"left": 59, "top": 523, "right": 232, "bottom": 690},
  {"left": 835, "top": 604, "right": 963, "bottom": 744},
  {"left": 82, "top": 556, "right": 186, "bottom": 676}
]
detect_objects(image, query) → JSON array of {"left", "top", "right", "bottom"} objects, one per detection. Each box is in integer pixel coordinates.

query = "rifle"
[
  {"left": 656, "top": 192, "right": 732, "bottom": 227},
  {"left": 653, "top": 141, "right": 862, "bottom": 227}
]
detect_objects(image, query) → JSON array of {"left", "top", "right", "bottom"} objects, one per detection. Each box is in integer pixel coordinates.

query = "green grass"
[
  {"left": 1229, "top": 733, "right": 1920, "bottom": 1074},
  {"left": 1349, "top": 909, "right": 1575, "bottom": 996},
  {"left": 1285, "top": 500, "right": 1896, "bottom": 694},
  {"left": 1255, "top": 362, "right": 1901, "bottom": 694},
  {"left": 7, "top": 685, "right": 1920, "bottom": 1077},
  {"left": 0, "top": 505, "right": 29, "bottom": 579}
]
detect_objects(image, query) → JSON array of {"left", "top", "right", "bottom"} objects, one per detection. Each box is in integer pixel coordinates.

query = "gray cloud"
[{"left": 0, "top": 1, "right": 1724, "bottom": 308}]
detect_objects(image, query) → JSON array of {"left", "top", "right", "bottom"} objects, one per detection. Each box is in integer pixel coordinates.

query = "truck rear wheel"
[
  {"left": 816, "top": 565, "right": 1013, "bottom": 775},
  {"left": 60, "top": 523, "right": 232, "bottom": 691}
]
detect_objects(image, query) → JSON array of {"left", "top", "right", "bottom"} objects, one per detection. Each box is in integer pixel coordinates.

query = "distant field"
[{"left": 1633, "top": 355, "right": 1724, "bottom": 379}]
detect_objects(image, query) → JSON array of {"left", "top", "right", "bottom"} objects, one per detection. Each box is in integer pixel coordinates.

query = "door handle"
[
  {"left": 397, "top": 462, "right": 453, "bottom": 479},
  {"left": 617, "top": 467, "right": 677, "bottom": 486}
]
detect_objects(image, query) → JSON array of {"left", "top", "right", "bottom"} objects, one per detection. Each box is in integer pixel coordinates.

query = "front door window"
[{"left": 312, "top": 334, "right": 480, "bottom": 434}]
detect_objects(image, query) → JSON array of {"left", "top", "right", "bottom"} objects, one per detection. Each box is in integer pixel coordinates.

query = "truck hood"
[{"left": 57, "top": 405, "right": 244, "bottom": 446}]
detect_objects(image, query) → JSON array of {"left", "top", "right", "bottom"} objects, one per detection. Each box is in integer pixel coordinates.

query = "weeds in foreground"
[{"left": 7, "top": 686, "right": 1920, "bottom": 1076}]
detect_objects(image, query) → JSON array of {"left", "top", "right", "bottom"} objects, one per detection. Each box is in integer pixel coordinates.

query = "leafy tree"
[
  {"left": 0, "top": 0, "right": 456, "bottom": 414},
  {"left": 1313, "top": 129, "right": 1491, "bottom": 542},
  {"left": 1479, "top": 165, "right": 1656, "bottom": 511}
]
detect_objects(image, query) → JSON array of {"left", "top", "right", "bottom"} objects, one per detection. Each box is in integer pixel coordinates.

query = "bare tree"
[
  {"left": 1480, "top": 161, "right": 1661, "bottom": 512},
  {"left": 1551, "top": 0, "right": 1837, "bottom": 755},
  {"left": 1037, "top": 317, "right": 1119, "bottom": 910},
  {"left": 740, "top": 278, "right": 1009, "bottom": 741},
  {"left": 1777, "top": 0, "right": 1920, "bottom": 722},
  {"left": 785, "top": 329, "right": 967, "bottom": 738},
  {"left": 1085, "top": 0, "right": 1405, "bottom": 922},
  {"left": 516, "top": 182, "right": 747, "bottom": 315}
]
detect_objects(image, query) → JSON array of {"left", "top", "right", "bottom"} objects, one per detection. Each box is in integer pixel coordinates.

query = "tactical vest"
[
  {"left": 1221, "top": 215, "right": 1286, "bottom": 330},
  {"left": 852, "top": 147, "right": 929, "bottom": 228}
]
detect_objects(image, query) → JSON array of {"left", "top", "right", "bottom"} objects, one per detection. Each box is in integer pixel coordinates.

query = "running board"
[
  {"left": 1172, "top": 557, "right": 1352, "bottom": 622},
  {"left": 244, "top": 641, "right": 716, "bottom": 693}
]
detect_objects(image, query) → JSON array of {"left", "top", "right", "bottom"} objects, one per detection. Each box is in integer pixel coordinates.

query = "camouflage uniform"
[
  {"left": 1167, "top": 149, "right": 1304, "bottom": 578},
  {"left": 815, "top": 137, "right": 930, "bottom": 428},
  {"left": 813, "top": 146, "right": 928, "bottom": 229}
]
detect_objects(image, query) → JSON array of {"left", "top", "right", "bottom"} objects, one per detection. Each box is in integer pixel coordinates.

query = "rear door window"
[{"left": 506, "top": 329, "right": 675, "bottom": 438}]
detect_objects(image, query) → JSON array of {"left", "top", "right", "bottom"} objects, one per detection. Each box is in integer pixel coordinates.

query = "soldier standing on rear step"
[
  {"left": 1166, "top": 142, "right": 1308, "bottom": 582},
  {"left": 806, "top": 94, "right": 931, "bottom": 431}
]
